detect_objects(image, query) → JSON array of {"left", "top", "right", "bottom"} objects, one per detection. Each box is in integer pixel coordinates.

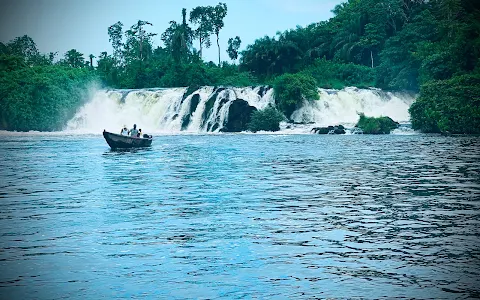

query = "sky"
[{"left": 0, "top": 0, "right": 344, "bottom": 64}]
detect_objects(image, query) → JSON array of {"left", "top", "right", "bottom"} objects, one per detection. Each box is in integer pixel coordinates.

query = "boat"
[{"left": 103, "top": 130, "right": 153, "bottom": 149}]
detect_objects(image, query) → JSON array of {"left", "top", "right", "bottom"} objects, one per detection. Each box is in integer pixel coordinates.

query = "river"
[{"left": 1, "top": 133, "right": 479, "bottom": 299}]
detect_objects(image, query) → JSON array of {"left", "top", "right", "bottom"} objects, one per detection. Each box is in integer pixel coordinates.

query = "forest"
[{"left": 0, "top": 0, "right": 479, "bottom": 133}]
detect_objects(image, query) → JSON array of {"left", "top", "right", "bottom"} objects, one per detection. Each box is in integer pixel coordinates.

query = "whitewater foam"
[{"left": 64, "top": 86, "right": 416, "bottom": 134}]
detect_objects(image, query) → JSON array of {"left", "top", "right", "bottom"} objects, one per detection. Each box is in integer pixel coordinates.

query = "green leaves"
[
  {"left": 227, "top": 36, "right": 241, "bottom": 61},
  {"left": 212, "top": 3, "right": 228, "bottom": 65},
  {"left": 162, "top": 11, "right": 194, "bottom": 63},
  {"left": 410, "top": 74, "right": 480, "bottom": 133},
  {"left": 273, "top": 73, "right": 319, "bottom": 118},
  {"left": 108, "top": 21, "right": 124, "bottom": 64},
  {"left": 190, "top": 6, "right": 214, "bottom": 58},
  {"left": 301, "top": 58, "right": 374, "bottom": 89},
  {"left": 0, "top": 62, "right": 97, "bottom": 131},
  {"left": 247, "top": 107, "right": 285, "bottom": 132},
  {"left": 355, "top": 113, "right": 399, "bottom": 134},
  {"left": 63, "top": 49, "right": 85, "bottom": 68}
]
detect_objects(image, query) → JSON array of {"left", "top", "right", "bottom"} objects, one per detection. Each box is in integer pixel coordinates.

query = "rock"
[
  {"left": 182, "top": 85, "right": 200, "bottom": 102},
  {"left": 181, "top": 94, "right": 201, "bottom": 130},
  {"left": 311, "top": 127, "right": 330, "bottom": 134},
  {"left": 257, "top": 86, "right": 271, "bottom": 97},
  {"left": 221, "top": 99, "right": 257, "bottom": 132},
  {"left": 201, "top": 87, "right": 226, "bottom": 125},
  {"left": 189, "top": 94, "right": 200, "bottom": 114},
  {"left": 312, "top": 125, "right": 346, "bottom": 134},
  {"left": 291, "top": 121, "right": 316, "bottom": 125}
]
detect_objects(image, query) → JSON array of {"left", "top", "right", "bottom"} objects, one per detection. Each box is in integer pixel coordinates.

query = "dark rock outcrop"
[
  {"left": 257, "top": 86, "right": 271, "bottom": 98},
  {"left": 181, "top": 94, "right": 201, "bottom": 130},
  {"left": 221, "top": 99, "right": 257, "bottom": 132},
  {"left": 201, "top": 87, "right": 226, "bottom": 127},
  {"left": 311, "top": 125, "right": 346, "bottom": 134},
  {"left": 182, "top": 85, "right": 200, "bottom": 102}
]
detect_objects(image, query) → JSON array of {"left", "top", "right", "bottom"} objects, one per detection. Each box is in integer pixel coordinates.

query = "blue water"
[{"left": 1, "top": 134, "right": 479, "bottom": 299}]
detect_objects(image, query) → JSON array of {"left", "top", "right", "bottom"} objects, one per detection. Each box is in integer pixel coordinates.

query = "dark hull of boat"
[{"left": 103, "top": 130, "right": 153, "bottom": 149}]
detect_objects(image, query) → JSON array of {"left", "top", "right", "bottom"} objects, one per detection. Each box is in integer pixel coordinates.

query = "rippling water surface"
[{"left": 1, "top": 134, "right": 479, "bottom": 299}]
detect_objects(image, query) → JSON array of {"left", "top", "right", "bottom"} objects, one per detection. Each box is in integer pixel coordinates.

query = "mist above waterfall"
[{"left": 66, "top": 86, "right": 415, "bottom": 134}]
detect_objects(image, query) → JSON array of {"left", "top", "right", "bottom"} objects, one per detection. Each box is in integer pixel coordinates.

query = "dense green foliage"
[
  {"left": 240, "top": 0, "right": 480, "bottom": 91},
  {"left": 409, "top": 74, "right": 480, "bottom": 133},
  {"left": 355, "top": 113, "right": 399, "bottom": 134},
  {"left": 239, "top": 0, "right": 480, "bottom": 132},
  {"left": 0, "top": 39, "right": 97, "bottom": 131},
  {"left": 247, "top": 107, "right": 285, "bottom": 132},
  {"left": 1, "top": 1, "right": 480, "bottom": 132},
  {"left": 300, "top": 58, "right": 375, "bottom": 89},
  {"left": 273, "top": 73, "right": 319, "bottom": 117}
]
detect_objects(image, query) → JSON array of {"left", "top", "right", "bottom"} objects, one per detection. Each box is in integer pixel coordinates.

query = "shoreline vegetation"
[{"left": 1, "top": 1, "right": 479, "bottom": 133}]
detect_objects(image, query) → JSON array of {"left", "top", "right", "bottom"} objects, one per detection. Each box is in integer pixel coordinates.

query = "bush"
[
  {"left": 355, "top": 113, "right": 399, "bottom": 134},
  {"left": 247, "top": 107, "right": 285, "bottom": 132},
  {"left": 273, "top": 73, "right": 319, "bottom": 118},
  {"left": 409, "top": 74, "right": 480, "bottom": 133}
]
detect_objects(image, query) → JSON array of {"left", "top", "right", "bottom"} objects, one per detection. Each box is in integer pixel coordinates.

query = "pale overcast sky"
[{"left": 0, "top": 0, "right": 344, "bottom": 64}]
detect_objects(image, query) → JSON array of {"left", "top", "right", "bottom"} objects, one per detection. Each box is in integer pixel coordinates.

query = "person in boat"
[
  {"left": 137, "top": 129, "right": 142, "bottom": 137},
  {"left": 120, "top": 125, "right": 128, "bottom": 136},
  {"left": 129, "top": 124, "right": 139, "bottom": 137}
]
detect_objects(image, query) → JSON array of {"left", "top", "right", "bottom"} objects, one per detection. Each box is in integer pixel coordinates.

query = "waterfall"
[
  {"left": 65, "top": 86, "right": 415, "bottom": 134},
  {"left": 290, "top": 87, "right": 414, "bottom": 126}
]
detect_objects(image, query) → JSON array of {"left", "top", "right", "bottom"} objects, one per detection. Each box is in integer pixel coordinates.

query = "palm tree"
[{"left": 88, "top": 54, "right": 95, "bottom": 68}]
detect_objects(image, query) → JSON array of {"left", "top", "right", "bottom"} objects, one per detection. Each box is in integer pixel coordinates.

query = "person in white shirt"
[
  {"left": 129, "top": 124, "right": 139, "bottom": 137},
  {"left": 120, "top": 125, "right": 128, "bottom": 136}
]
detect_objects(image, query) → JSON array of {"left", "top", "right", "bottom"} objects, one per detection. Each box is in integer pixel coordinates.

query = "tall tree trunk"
[
  {"left": 217, "top": 34, "right": 220, "bottom": 65},
  {"left": 139, "top": 36, "right": 143, "bottom": 60},
  {"left": 199, "top": 36, "right": 203, "bottom": 58},
  {"left": 371, "top": 50, "right": 374, "bottom": 68}
]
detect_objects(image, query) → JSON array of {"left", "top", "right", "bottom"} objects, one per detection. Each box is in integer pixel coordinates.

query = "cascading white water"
[
  {"left": 290, "top": 87, "right": 414, "bottom": 126},
  {"left": 65, "top": 86, "right": 415, "bottom": 134},
  {"left": 66, "top": 86, "right": 275, "bottom": 134}
]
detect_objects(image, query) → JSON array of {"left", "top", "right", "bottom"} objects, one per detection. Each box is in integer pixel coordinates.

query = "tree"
[
  {"left": 125, "top": 20, "right": 157, "bottom": 61},
  {"left": 96, "top": 51, "right": 117, "bottom": 86},
  {"left": 190, "top": 6, "right": 214, "bottom": 59},
  {"left": 48, "top": 52, "right": 57, "bottom": 64},
  {"left": 4, "top": 35, "right": 40, "bottom": 64},
  {"left": 64, "top": 49, "right": 85, "bottom": 68},
  {"left": 227, "top": 36, "right": 241, "bottom": 61},
  {"left": 359, "top": 23, "right": 385, "bottom": 68},
  {"left": 409, "top": 74, "right": 480, "bottom": 133},
  {"left": 162, "top": 9, "right": 194, "bottom": 63},
  {"left": 108, "top": 21, "right": 124, "bottom": 64},
  {"left": 436, "top": 0, "right": 463, "bottom": 38},
  {"left": 88, "top": 54, "right": 95, "bottom": 68},
  {"left": 240, "top": 36, "right": 280, "bottom": 78},
  {"left": 211, "top": 2, "right": 227, "bottom": 65}
]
